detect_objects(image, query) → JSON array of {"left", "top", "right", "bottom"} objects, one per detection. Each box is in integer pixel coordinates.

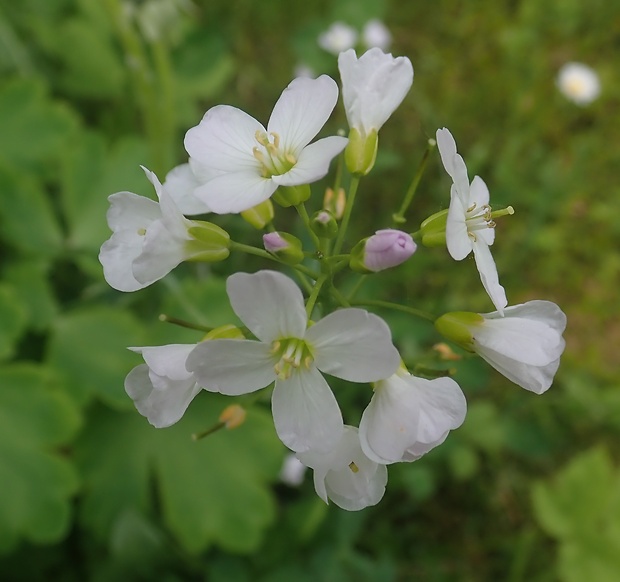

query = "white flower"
[
  {"left": 436, "top": 301, "right": 567, "bottom": 394},
  {"left": 362, "top": 19, "right": 392, "bottom": 51},
  {"left": 436, "top": 127, "right": 508, "bottom": 314},
  {"left": 318, "top": 22, "right": 358, "bottom": 55},
  {"left": 184, "top": 76, "right": 348, "bottom": 214},
  {"left": 297, "top": 425, "right": 388, "bottom": 511},
  {"left": 279, "top": 454, "right": 307, "bottom": 487},
  {"left": 99, "top": 167, "right": 230, "bottom": 292},
  {"left": 359, "top": 368, "right": 466, "bottom": 464},
  {"left": 557, "top": 62, "right": 600, "bottom": 106},
  {"left": 338, "top": 48, "right": 413, "bottom": 138},
  {"left": 163, "top": 163, "right": 211, "bottom": 215},
  {"left": 186, "top": 270, "right": 400, "bottom": 453},
  {"left": 125, "top": 344, "right": 204, "bottom": 428}
]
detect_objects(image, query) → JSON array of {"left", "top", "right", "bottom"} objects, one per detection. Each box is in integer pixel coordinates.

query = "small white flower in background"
[
  {"left": 279, "top": 454, "right": 307, "bottom": 487},
  {"left": 556, "top": 62, "right": 601, "bottom": 106},
  {"left": 359, "top": 367, "right": 466, "bottom": 464},
  {"left": 297, "top": 426, "right": 388, "bottom": 511},
  {"left": 318, "top": 21, "right": 358, "bottom": 55},
  {"left": 436, "top": 127, "right": 508, "bottom": 314},
  {"left": 186, "top": 270, "right": 400, "bottom": 453},
  {"left": 293, "top": 63, "right": 316, "bottom": 79},
  {"left": 125, "top": 344, "right": 203, "bottom": 428},
  {"left": 163, "top": 163, "right": 210, "bottom": 215},
  {"left": 362, "top": 19, "right": 392, "bottom": 51},
  {"left": 435, "top": 301, "right": 567, "bottom": 394},
  {"left": 338, "top": 48, "right": 413, "bottom": 174},
  {"left": 184, "top": 76, "right": 348, "bottom": 214}
]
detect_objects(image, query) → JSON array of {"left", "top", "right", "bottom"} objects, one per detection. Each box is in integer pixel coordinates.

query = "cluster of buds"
[{"left": 100, "top": 47, "right": 566, "bottom": 510}]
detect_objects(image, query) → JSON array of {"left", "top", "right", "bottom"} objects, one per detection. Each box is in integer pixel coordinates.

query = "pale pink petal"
[
  {"left": 226, "top": 270, "right": 307, "bottom": 342},
  {"left": 268, "top": 75, "right": 339, "bottom": 154},
  {"left": 271, "top": 366, "right": 343, "bottom": 453},
  {"left": 306, "top": 308, "right": 400, "bottom": 382},
  {"left": 186, "top": 339, "right": 276, "bottom": 395}
]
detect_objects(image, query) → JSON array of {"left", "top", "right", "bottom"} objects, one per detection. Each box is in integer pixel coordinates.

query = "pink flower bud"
[
  {"left": 364, "top": 229, "right": 416, "bottom": 271},
  {"left": 262, "top": 232, "right": 289, "bottom": 252}
]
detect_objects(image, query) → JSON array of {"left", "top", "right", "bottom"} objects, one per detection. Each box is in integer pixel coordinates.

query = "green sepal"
[
  {"left": 272, "top": 184, "right": 311, "bottom": 207},
  {"left": 420, "top": 208, "right": 448, "bottom": 247},
  {"left": 240, "top": 199, "right": 274, "bottom": 229},
  {"left": 348, "top": 237, "right": 372, "bottom": 274},
  {"left": 185, "top": 221, "right": 230, "bottom": 262},
  {"left": 203, "top": 324, "right": 245, "bottom": 341},
  {"left": 434, "top": 311, "right": 484, "bottom": 351},
  {"left": 344, "top": 127, "right": 378, "bottom": 176}
]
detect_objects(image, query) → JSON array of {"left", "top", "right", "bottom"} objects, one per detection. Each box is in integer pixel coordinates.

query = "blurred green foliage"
[{"left": 0, "top": 0, "right": 618, "bottom": 579}]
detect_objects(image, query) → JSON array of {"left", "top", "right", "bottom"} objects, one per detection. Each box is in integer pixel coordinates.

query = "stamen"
[
  {"left": 137, "top": 228, "right": 147, "bottom": 236},
  {"left": 285, "top": 153, "right": 297, "bottom": 165},
  {"left": 270, "top": 340, "right": 281, "bottom": 354},
  {"left": 255, "top": 130, "right": 269, "bottom": 147},
  {"left": 269, "top": 132, "right": 280, "bottom": 148},
  {"left": 252, "top": 147, "right": 265, "bottom": 163},
  {"left": 467, "top": 202, "right": 477, "bottom": 213},
  {"left": 348, "top": 461, "right": 359, "bottom": 474}
]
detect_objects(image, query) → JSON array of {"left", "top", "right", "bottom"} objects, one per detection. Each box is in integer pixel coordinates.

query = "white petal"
[
  {"left": 186, "top": 339, "right": 276, "bottom": 395},
  {"left": 446, "top": 187, "right": 472, "bottom": 260},
  {"left": 485, "top": 301, "right": 567, "bottom": 334},
  {"left": 469, "top": 175, "right": 490, "bottom": 207},
  {"left": 477, "top": 348, "right": 562, "bottom": 394},
  {"left": 226, "top": 270, "right": 307, "bottom": 342},
  {"left": 184, "top": 105, "right": 264, "bottom": 177},
  {"left": 130, "top": 344, "right": 196, "bottom": 381},
  {"left": 99, "top": 233, "right": 145, "bottom": 292},
  {"left": 472, "top": 240, "right": 507, "bottom": 314},
  {"left": 125, "top": 364, "right": 201, "bottom": 428},
  {"left": 359, "top": 373, "right": 421, "bottom": 464},
  {"left": 163, "top": 163, "right": 211, "bottom": 215},
  {"left": 267, "top": 75, "right": 339, "bottom": 154},
  {"left": 131, "top": 219, "right": 187, "bottom": 285},
  {"left": 272, "top": 136, "right": 348, "bottom": 186},
  {"left": 271, "top": 366, "right": 343, "bottom": 453},
  {"left": 475, "top": 317, "right": 565, "bottom": 366},
  {"left": 105, "top": 191, "right": 161, "bottom": 232},
  {"left": 435, "top": 127, "right": 470, "bottom": 202},
  {"left": 193, "top": 171, "right": 276, "bottom": 214},
  {"left": 306, "top": 308, "right": 400, "bottom": 382}
]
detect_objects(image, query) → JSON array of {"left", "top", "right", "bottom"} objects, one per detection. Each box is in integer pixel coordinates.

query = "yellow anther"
[
  {"left": 219, "top": 404, "right": 246, "bottom": 429},
  {"left": 271, "top": 340, "right": 281, "bottom": 353},
  {"left": 137, "top": 228, "right": 147, "bottom": 236},
  {"left": 252, "top": 147, "right": 265, "bottom": 163},
  {"left": 303, "top": 356, "right": 313, "bottom": 369},
  {"left": 348, "top": 461, "right": 359, "bottom": 474},
  {"left": 269, "top": 132, "right": 280, "bottom": 148},
  {"left": 285, "top": 153, "right": 297, "bottom": 165},
  {"left": 255, "top": 130, "right": 269, "bottom": 146}
]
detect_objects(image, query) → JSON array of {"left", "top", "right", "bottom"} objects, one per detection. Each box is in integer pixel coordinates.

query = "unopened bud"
[
  {"left": 310, "top": 210, "right": 338, "bottom": 239},
  {"left": 241, "top": 199, "right": 274, "bottom": 229},
  {"left": 350, "top": 229, "right": 416, "bottom": 273},
  {"left": 219, "top": 404, "right": 246, "bottom": 429},
  {"left": 324, "top": 187, "right": 346, "bottom": 219},
  {"left": 263, "top": 232, "right": 304, "bottom": 265}
]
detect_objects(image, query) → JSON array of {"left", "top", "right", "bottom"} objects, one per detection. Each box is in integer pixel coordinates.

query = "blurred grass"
[{"left": 0, "top": 0, "right": 619, "bottom": 580}]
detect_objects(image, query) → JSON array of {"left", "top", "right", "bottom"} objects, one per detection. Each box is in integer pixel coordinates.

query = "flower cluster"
[{"left": 101, "top": 48, "right": 566, "bottom": 511}]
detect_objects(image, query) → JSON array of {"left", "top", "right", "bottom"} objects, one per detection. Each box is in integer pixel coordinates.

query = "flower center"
[
  {"left": 270, "top": 338, "right": 313, "bottom": 380},
  {"left": 252, "top": 131, "right": 297, "bottom": 178},
  {"left": 465, "top": 203, "right": 514, "bottom": 241}
]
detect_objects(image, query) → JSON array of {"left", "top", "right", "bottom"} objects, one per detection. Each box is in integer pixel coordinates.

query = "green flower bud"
[
  {"left": 344, "top": 127, "right": 378, "bottom": 176},
  {"left": 420, "top": 209, "right": 448, "bottom": 248},
  {"left": 434, "top": 312, "right": 484, "bottom": 352},
  {"left": 272, "top": 184, "right": 311, "bottom": 207},
  {"left": 263, "top": 231, "right": 304, "bottom": 265},
  {"left": 310, "top": 210, "right": 338, "bottom": 239},
  {"left": 240, "top": 199, "right": 274, "bottom": 229},
  {"left": 185, "top": 221, "right": 230, "bottom": 262}
]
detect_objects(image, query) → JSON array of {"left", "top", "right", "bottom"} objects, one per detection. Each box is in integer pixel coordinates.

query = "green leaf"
[
  {"left": 532, "top": 447, "right": 616, "bottom": 539},
  {"left": 0, "top": 364, "right": 80, "bottom": 554},
  {"left": 46, "top": 306, "right": 146, "bottom": 409},
  {"left": 0, "top": 283, "right": 28, "bottom": 361},
  {"left": 75, "top": 395, "right": 284, "bottom": 554},
  {"left": 60, "top": 132, "right": 150, "bottom": 253},
  {"left": 3, "top": 260, "right": 59, "bottom": 331},
  {"left": 0, "top": 78, "right": 75, "bottom": 170},
  {"left": 0, "top": 164, "right": 64, "bottom": 257}
]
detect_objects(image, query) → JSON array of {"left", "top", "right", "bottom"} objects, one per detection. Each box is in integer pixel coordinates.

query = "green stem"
[
  {"left": 192, "top": 422, "right": 225, "bottom": 441},
  {"left": 229, "top": 241, "right": 319, "bottom": 279},
  {"left": 329, "top": 286, "right": 351, "bottom": 307},
  {"left": 150, "top": 37, "right": 175, "bottom": 171},
  {"left": 158, "top": 314, "right": 213, "bottom": 333},
  {"left": 333, "top": 175, "right": 361, "bottom": 255},
  {"left": 392, "top": 138, "right": 436, "bottom": 227},
  {"left": 346, "top": 274, "right": 368, "bottom": 301},
  {"left": 295, "top": 203, "right": 321, "bottom": 249},
  {"left": 350, "top": 299, "right": 435, "bottom": 322},
  {"left": 305, "top": 274, "right": 328, "bottom": 317}
]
